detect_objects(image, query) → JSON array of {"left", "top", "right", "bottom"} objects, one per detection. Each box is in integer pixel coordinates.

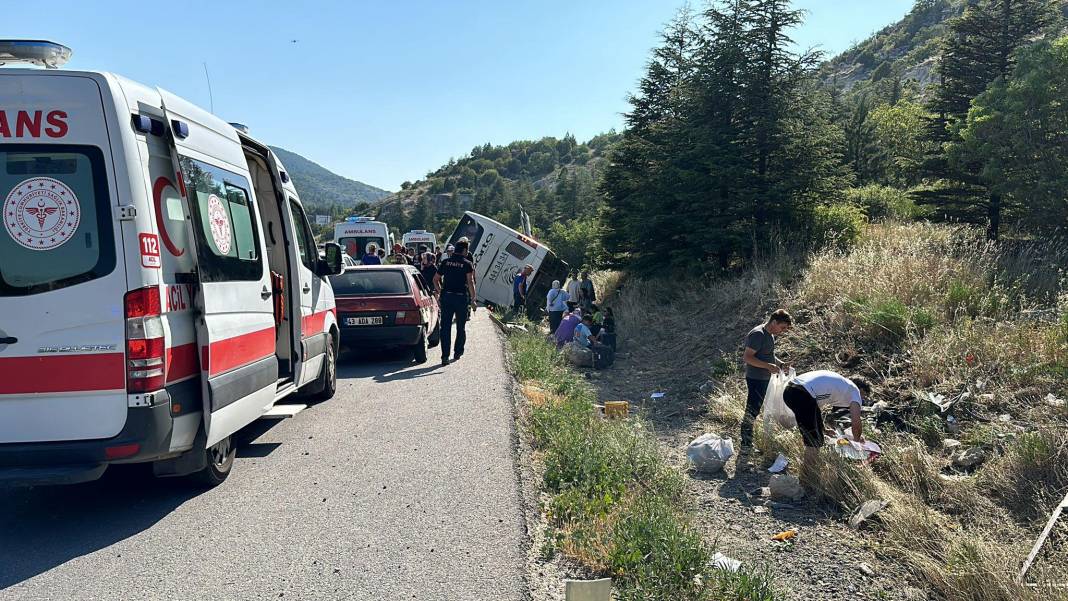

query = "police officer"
[{"left": 433, "top": 240, "right": 477, "bottom": 365}]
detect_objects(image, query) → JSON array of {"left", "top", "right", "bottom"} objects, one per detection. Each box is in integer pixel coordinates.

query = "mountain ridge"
[{"left": 269, "top": 146, "right": 390, "bottom": 209}]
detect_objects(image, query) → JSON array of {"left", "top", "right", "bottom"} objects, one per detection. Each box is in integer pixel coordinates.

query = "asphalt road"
[{"left": 0, "top": 313, "right": 526, "bottom": 601}]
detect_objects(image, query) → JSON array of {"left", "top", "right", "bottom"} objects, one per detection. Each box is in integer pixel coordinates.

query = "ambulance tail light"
[{"left": 124, "top": 287, "right": 166, "bottom": 393}]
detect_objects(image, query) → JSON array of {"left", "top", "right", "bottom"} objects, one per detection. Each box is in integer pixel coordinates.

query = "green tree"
[
  {"left": 870, "top": 100, "right": 930, "bottom": 187},
  {"left": 917, "top": 0, "right": 1058, "bottom": 240},
  {"left": 843, "top": 95, "right": 885, "bottom": 184},
  {"left": 950, "top": 37, "right": 1068, "bottom": 232}
]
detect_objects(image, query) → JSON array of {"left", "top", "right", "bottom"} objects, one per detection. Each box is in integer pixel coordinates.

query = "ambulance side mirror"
[{"left": 320, "top": 242, "right": 344, "bottom": 276}]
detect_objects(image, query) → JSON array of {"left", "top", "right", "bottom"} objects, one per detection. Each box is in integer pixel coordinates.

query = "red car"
[{"left": 329, "top": 265, "right": 440, "bottom": 362}]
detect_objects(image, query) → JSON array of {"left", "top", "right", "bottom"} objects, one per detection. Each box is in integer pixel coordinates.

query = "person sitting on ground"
[
  {"left": 783, "top": 370, "right": 871, "bottom": 485},
  {"left": 554, "top": 307, "right": 582, "bottom": 350},
  {"left": 361, "top": 243, "right": 381, "bottom": 265},
  {"left": 545, "top": 280, "right": 569, "bottom": 334},
  {"left": 570, "top": 313, "right": 612, "bottom": 367}
]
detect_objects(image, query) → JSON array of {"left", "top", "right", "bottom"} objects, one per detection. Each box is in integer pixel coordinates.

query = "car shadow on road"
[{"left": 335, "top": 346, "right": 445, "bottom": 383}]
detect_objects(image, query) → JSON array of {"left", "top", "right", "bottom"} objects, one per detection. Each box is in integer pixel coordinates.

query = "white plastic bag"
[
  {"left": 686, "top": 433, "right": 735, "bottom": 473},
  {"left": 762, "top": 368, "right": 797, "bottom": 430}
]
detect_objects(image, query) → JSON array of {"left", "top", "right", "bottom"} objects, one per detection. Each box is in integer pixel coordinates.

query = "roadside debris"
[
  {"left": 603, "top": 400, "right": 629, "bottom": 419},
  {"left": 849, "top": 499, "right": 888, "bottom": 529},
  {"left": 768, "top": 454, "right": 789, "bottom": 473},
  {"left": 650, "top": 392, "right": 666, "bottom": 400},
  {"left": 770, "top": 527, "right": 798, "bottom": 541},
  {"left": 941, "top": 438, "right": 962, "bottom": 452},
  {"left": 951, "top": 447, "right": 985, "bottom": 470},
  {"left": 769, "top": 474, "right": 804, "bottom": 501},
  {"left": 858, "top": 562, "right": 875, "bottom": 577},
  {"left": 564, "top": 578, "right": 612, "bottom": 601},
  {"left": 687, "top": 434, "right": 734, "bottom": 473},
  {"left": 711, "top": 552, "right": 742, "bottom": 572}
]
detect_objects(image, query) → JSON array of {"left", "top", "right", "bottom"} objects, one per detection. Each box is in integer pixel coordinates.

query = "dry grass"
[{"left": 609, "top": 221, "right": 1068, "bottom": 601}]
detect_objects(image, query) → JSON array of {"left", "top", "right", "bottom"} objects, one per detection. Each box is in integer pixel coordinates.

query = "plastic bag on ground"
[
  {"left": 762, "top": 368, "right": 797, "bottom": 430},
  {"left": 686, "top": 433, "right": 735, "bottom": 473}
]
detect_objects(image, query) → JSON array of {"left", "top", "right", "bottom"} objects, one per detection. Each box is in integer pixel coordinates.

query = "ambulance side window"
[
  {"left": 178, "top": 157, "right": 262, "bottom": 282},
  {"left": 287, "top": 198, "right": 316, "bottom": 271}
]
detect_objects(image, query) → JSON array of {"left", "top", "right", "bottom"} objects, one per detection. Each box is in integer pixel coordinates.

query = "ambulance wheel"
[
  {"left": 412, "top": 329, "right": 428, "bottom": 364},
  {"left": 191, "top": 436, "right": 235, "bottom": 488},
  {"left": 308, "top": 335, "right": 337, "bottom": 401}
]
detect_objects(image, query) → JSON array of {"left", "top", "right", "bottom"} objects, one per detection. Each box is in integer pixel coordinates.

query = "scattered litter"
[
  {"left": 711, "top": 552, "right": 742, "bottom": 572},
  {"left": 769, "top": 474, "right": 804, "bottom": 501},
  {"left": 827, "top": 433, "right": 882, "bottom": 462},
  {"left": 564, "top": 578, "right": 612, "bottom": 601},
  {"left": 942, "top": 438, "right": 962, "bottom": 452},
  {"left": 919, "top": 391, "right": 954, "bottom": 413},
  {"left": 753, "top": 506, "right": 768, "bottom": 514},
  {"left": 946, "top": 414, "right": 960, "bottom": 434},
  {"left": 952, "top": 447, "right": 986, "bottom": 470},
  {"left": 766, "top": 500, "right": 795, "bottom": 510},
  {"left": 998, "top": 413, "right": 1012, "bottom": 422},
  {"left": 686, "top": 434, "right": 734, "bottom": 473},
  {"left": 770, "top": 528, "right": 798, "bottom": 541},
  {"left": 604, "top": 400, "right": 630, "bottom": 419},
  {"left": 650, "top": 392, "right": 666, "bottom": 399},
  {"left": 1046, "top": 393, "right": 1065, "bottom": 408},
  {"left": 768, "top": 454, "right": 789, "bottom": 473},
  {"left": 849, "top": 499, "right": 888, "bottom": 529},
  {"left": 858, "top": 562, "right": 875, "bottom": 577}
]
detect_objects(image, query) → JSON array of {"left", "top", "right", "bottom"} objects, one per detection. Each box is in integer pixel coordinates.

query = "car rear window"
[
  {"left": 330, "top": 269, "right": 410, "bottom": 296},
  {"left": 0, "top": 145, "right": 115, "bottom": 296}
]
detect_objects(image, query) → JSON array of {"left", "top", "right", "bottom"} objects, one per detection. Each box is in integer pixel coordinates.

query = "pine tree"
[{"left": 917, "top": 0, "right": 1057, "bottom": 240}]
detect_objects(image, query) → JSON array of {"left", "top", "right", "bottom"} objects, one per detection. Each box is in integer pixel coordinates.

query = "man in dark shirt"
[
  {"left": 360, "top": 244, "right": 381, "bottom": 265},
  {"left": 513, "top": 264, "right": 533, "bottom": 313},
  {"left": 419, "top": 252, "right": 438, "bottom": 289},
  {"left": 433, "top": 240, "right": 477, "bottom": 365},
  {"left": 739, "top": 309, "right": 793, "bottom": 452}
]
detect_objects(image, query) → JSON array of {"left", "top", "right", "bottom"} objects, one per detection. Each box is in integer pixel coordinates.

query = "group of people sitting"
[{"left": 546, "top": 276, "right": 616, "bottom": 368}]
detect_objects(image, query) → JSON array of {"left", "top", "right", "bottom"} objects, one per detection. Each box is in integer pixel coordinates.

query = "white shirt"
[
  {"left": 791, "top": 370, "right": 863, "bottom": 409},
  {"left": 566, "top": 280, "right": 581, "bottom": 299}
]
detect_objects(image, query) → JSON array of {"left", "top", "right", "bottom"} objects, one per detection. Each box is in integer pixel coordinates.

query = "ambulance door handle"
[
  {"left": 0, "top": 337, "right": 16, "bottom": 344},
  {"left": 302, "top": 284, "right": 310, "bottom": 293},
  {"left": 261, "top": 286, "right": 272, "bottom": 300}
]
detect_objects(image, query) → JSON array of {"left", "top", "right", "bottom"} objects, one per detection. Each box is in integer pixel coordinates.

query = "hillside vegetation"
[
  {"left": 270, "top": 146, "right": 390, "bottom": 211},
  {"left": 375, "top": 132, "right": 620, "bottom": 268}
]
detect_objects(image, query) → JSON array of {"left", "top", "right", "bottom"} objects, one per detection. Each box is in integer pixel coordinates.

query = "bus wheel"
[{"left": 191, "top": 435, "right": 235, "bottom": 488}]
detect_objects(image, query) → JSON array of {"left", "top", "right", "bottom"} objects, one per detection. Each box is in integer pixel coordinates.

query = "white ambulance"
[
  {"left": 447, "top": 211, "right": 569, "bottom": 314},
  {"left": 0, "top": 41, "right": 343, "bottom": 487},
  {"left": 334, "top": 216, "right": 390, "bottom": 263},
  {"left": 401, "top": 229, "right": 436, "bottom": 255}
]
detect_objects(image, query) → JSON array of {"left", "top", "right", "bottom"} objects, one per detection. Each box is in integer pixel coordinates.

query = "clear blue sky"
[{"left": 9, "top": 0, "right": 913, "bottom": 191}]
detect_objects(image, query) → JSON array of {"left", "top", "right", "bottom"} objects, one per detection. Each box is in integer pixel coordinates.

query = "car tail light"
[
  {"left": 395, "top": 310, "right": 421, "bottom": 325},
  {"left": 125, "top": 287, "right": 166, "bottom": 392},
  {"left": 105, "top": 443, "right": 141, "bottom": 460}
]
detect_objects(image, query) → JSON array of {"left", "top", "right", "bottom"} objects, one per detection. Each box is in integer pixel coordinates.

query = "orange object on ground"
[
  {"left": 771, "top": 528, "right": 799, "bottom": 541},
  {"left": 604, "top": 401, "right": 629, "bottom": 419}
]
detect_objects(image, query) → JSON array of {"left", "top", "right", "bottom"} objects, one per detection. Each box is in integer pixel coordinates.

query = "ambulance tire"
[
  {"left": 304, "top": 334, "right": 338, "bottom": 402},
  {"left": 412, "top": 329, "right": 428, "bottom": 364},
  {"left": 191, "top": 435, "right": 235, "bottom": 488}
]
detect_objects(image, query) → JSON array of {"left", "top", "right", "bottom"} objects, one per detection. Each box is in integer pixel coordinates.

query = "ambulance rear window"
[{"left": 0, "top": 145, "right": 115, "bottom": 296}]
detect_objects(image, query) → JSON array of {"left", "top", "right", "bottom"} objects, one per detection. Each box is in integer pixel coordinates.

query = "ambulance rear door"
[
  {"left": 159, "top": 89, "right": 276, "bottom": 447},
  {"left": 0, "top": 72, "right": 129, "bottom": 444}
]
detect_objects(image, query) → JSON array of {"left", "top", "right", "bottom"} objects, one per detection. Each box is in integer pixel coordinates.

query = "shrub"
[
  {"left": 810, "top": 203, "right": 866, "bottom": 250},
  {"left": 844, "top": 184, "right": 926, "bottom": 221},
  {"left": 983, "top": 430, "right": 1068, "bottom": 523}
]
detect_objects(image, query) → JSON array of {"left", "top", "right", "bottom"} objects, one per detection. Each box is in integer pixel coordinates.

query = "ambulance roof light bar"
[
  {"left": 345, "top": 216, "right": 374, "bottom": 223},
  {"left": 0, "top": 40, "right": 72, "bottom": 69}
]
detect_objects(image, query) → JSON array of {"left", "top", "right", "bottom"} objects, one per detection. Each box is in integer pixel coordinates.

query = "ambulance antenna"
[{"left": 202, "top": 62, "right": 215, "bottom": 114}]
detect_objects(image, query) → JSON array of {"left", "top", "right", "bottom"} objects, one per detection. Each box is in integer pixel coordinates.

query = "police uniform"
[{"left": 438, "top": 252, "right": 475, "bottom": 362}]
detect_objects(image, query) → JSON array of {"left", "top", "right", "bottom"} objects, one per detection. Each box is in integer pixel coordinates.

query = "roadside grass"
[
  {"left": 508, "top": 331, "right": 780, "bottom": 601},
  {"left": 599, "top": 221, "right": 1068, "bottom": 601}
]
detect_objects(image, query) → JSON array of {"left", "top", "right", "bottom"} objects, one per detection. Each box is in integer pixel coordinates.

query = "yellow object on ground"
[
  {"left": 771, "top": 528, "right": 799, "bottom": 541},
  {"left": 604, "top": 401, "right": 629, "bottom": 419}
]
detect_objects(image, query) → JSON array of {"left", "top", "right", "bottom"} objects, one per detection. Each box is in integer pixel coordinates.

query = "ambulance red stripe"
[
  {"left": 166, "top": 342, "right": 199, "bottom": 383},
  {"left": 201, "top": 327, "right": 276, "bottom": 377},
  {"left": 301, "top": 308, "right": 335, "bottom": 340},
  {"left": 0, "top": 353, "right": 125, "bottom": 394}
]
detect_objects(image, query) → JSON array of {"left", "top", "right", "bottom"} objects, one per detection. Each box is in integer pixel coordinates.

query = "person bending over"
[{"left": 783, "top": 370, "right": 871, "bottom": 484}]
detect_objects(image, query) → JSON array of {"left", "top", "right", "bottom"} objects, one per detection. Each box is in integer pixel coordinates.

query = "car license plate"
[{"left": 345, "top": 316, "right": 383, "bottom": 326}]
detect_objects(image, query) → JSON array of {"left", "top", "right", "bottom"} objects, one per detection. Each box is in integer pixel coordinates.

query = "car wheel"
[
  {"left": 190, "top": 435, "right": 235, "bottom": 488},
  {"left": 413, "top": 328, "right": 428, "bottom": 364}
]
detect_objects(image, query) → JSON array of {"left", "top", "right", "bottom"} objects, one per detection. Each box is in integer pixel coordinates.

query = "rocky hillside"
[
  {"left": 819, "top": 0, "right": 964, "bottom": 95},
  {"left": 269, "top": 146, "right": 390, "bottom": 210}
]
